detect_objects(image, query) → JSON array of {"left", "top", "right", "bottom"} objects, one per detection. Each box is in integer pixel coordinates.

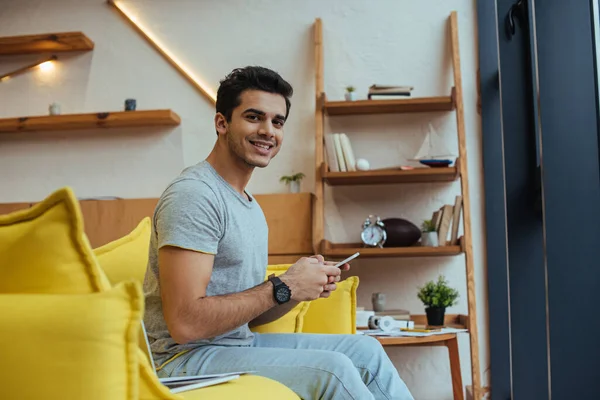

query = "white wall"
[{"left": 0, "top": 1, "right": 489, "bottom": 399}]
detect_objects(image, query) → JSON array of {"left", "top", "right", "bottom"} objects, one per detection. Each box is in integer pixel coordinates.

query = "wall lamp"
[
  {"left": 107, "top": 0, "right": 217, "bottom": 104},
  {"left": 0, "top": 55, "right": 57, "bottom": 82}
]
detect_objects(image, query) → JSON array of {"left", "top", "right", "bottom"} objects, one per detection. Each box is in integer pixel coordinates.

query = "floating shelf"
[
  {"left": 0, "top": 32, "right": 94, "bottom": 55},
  {"left": 321, "top": 240, "right": 463, "bottom": 258},
  {"left": 0, "top": 109, "right": 181, "bottom": 133},
  {"left": 322, "top": 88, "right": 455, "bottom": 116},
  {"left": 321, "top": 163, "right": 459, "bottom": 186}
]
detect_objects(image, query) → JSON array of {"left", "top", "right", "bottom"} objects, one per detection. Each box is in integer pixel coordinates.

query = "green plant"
[
  {"left": 421, "top": 219, "right": 436, "bottom": 232},
  {"left": 279, "top": 172, "right": 305, "bottom": 184},
  {"left": 417, "top": 275, "right": 459, "bottom": 308},
  {"left": 346, "top": 86, "right": 355, "bottom": 93}
]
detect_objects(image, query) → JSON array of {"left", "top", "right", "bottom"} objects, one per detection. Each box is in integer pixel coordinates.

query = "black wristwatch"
[{"left": 268, "top": 274, "right": 291, "bottom": 305}]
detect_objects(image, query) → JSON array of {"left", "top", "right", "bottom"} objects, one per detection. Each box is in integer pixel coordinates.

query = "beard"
[{"left": 226, "top": 130, "right": 271, "bottom": 168}]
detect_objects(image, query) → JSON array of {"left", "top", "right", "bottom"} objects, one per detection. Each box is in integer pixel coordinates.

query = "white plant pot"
[
  {"left": 289, "top": 181, "right": 300, "bottom": 193},
  {"left": 344, "top": 92, "right": 356, "bottom": 101},
  {"left": 421, "top": 231, "right": 439, "bottom": 247}
]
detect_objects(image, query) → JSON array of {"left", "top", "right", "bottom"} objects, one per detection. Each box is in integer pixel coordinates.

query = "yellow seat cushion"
[
  {"left": 179, "top": 375, "right": 299, "bottom": 399},
  {"left": 94, "top": 217, "right": 151, "bottom": 286},
  {"left": 0, "top": 281, "right": 142, "bottom": 400},
  {"left": 250, "top": 264, "right": 311, "bottom": 334}
]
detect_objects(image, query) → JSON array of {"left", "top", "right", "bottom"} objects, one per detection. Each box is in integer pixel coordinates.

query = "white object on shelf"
[
  {"left": 356, "top": 158, "right": 370, "bottom": 171},
  {"left": 356, "top": 310, "right": 374, "bottom": 328},
  {"left": 410, "top": 123, "right": 456, "bottom": 162}
]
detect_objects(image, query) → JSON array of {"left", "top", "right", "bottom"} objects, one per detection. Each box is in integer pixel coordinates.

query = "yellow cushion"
[
  {"left": 94, "top": 217, "right": 151, "bottom": 286},
  {"left": 250, "top": 265, "right": 310, "bottom": 334},
  {"left": 302, "top": 276, "right": 359, "bottom": 334},
  {"left": 0, "top": 186, "right": 111, "bottom": 294},
  {"left": 0, "top": 187, "right": 177, "bottom": 400},
  {"left": 264, "top": 264, "right": 359, "bottom": 334},
  {"left": 0, "top": 281, "right": 142, "bottom": 400},
  {"left": 179, "top": 375, "right": 300, "bottom": 399},
  {"left": 0, "top": 189, "right": 299, "bottom": 399}
]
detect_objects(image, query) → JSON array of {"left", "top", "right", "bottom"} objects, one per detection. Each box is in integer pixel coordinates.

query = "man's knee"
[
  {"left": 326, "top": 351, "right": 358, "bottom": 376},
  {"left": 353, "top": 335, "right": 386, "bottom": 358}
]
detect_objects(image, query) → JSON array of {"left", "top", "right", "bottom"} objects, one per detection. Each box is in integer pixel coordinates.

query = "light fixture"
[
  {"left": 107, "top": 0, "right": 217, "bottom": 104},
  {"left": 38, "top": 59, "right": 55, "bottom": 72},
  {"left": 0, "top": 55, "right": 57, "bottom": 82}
]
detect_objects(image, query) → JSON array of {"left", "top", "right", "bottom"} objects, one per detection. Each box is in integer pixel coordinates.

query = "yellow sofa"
[{"left": 0, "top": 187, "right": 359, "bottom": 400}]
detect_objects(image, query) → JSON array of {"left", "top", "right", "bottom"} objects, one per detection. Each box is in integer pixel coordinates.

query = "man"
[{"left": 143, "top": 66, "right": 414, "bottom": 400}]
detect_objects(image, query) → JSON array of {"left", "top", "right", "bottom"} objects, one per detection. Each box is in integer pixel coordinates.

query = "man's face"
[{"left": 216, "top": 90, "right": 287, "bottom": 168}]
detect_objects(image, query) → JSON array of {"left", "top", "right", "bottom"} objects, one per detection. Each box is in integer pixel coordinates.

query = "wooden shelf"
[
  {"left": 0, "top": 110, "right": 181, "bottom": 133},
  {"left": 322, "top": 88, "right": 455, "bottom": 116},
  {"left": 321, "top": 163, "right": 459, "bottom": 186},
  {"left": 0, "top": 32, "right": 94, "bottom": 55},
  {"left": 321, "top": 240, "right": 463, "bottom": 258}
]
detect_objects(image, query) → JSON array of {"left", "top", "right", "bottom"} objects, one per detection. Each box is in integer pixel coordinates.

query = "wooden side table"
[{"left": 376, "top": 333, "right": 464, "bottom": 400}]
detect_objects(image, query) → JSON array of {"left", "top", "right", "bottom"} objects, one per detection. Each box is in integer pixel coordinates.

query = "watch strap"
[
  {"left": 268, "top": 274, "right": 290, "bottom": 304},
  {"left": 268, "top": 274, "right": 283, "bottom": 287}
]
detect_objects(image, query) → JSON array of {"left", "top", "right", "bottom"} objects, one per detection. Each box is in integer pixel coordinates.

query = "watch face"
[
  {"left": 275, "top": 286, "right": 291, "bottom": 303},
  {"left": 361, "top": 225, "right": 384, "bottom": 246}
]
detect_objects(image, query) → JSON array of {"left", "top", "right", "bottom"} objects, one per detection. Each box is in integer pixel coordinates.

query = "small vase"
[
  {"left": 372, "top": 292, "right": 386, "bottom": 312},
  {"left": 421, "top": 231, "right": 439, "bottom": 247},
  {"left": 48, "top": 103, "right": 61, "bottom": 115},
  {"left": 289, "top": 181, "right": 300, "bottom": 193},
  {"left": 426, "top": 306, "right": 446, "bottom": 326},
  {"left": 344, "top": 92, "right": 356, "bottom": 101}
]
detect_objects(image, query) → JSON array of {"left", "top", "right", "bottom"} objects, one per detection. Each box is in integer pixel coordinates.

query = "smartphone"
[{"left": 332, "top": 252, "right": 360, "bottom": 268}]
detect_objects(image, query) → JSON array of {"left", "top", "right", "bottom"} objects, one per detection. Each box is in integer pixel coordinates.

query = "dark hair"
[{"left": 216, "top": 66, "right": 293, "bottom": 124}]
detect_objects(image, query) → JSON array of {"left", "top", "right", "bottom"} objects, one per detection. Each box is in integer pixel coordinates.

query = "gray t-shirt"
[{"left": 143, "top": 160, "right": 269, "bottom": 366}]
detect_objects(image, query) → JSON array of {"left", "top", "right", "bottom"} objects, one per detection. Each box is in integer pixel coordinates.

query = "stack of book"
[
  {"left": 374, "top": 309, "right": 411, "bottom": 321},
  {"left": 368, "top": 84, "right": 413, "bottom": 99},
  {"left": 430, "top": 195, "right": 463, "bottom": 246},
  {"left": 324, "top": 133, "right": 356, "bottom": 172}
]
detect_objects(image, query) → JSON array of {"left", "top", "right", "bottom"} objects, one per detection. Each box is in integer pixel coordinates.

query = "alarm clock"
[{"left": 360, "top": 215, "right": 386, "bottom": 248}]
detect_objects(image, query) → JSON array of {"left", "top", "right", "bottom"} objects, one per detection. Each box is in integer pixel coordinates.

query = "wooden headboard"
[{"left": 0, "top": 193, "right": 314, "bottom": 264}]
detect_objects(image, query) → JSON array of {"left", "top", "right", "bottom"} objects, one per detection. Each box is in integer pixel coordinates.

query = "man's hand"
[
  {"left": 279, "top": 257, "right": 342, "bottom": 301},
  {"left": 308, "top": 254, "right": 351, "bottom": 298}
]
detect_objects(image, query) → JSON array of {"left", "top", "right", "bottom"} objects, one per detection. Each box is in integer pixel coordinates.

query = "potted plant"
[
  {"left": 279, "top": 172, "right": 305, "bottom": 193},
  {"left": 344, "top": 86, "right": 356, "bottom": 101},
  {"left": 420, "top": 219, "right": 438, "bottom": 247},
  {"left": 417, "top": 275, "right": 459, "bottom": 326}
]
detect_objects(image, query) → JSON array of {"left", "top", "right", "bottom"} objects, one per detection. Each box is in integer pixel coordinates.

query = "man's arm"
[
  {"left": 159, "top": 245, "right": 278, "bottom": 344},
  {"left": 248, "top": 299, "right": 299, "bottom": 328},
  {"left": 160, "top": 248, "right": 343, "bottom": 344}
]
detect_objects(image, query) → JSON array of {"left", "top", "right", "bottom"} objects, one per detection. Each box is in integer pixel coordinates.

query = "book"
[
  {"left": 368, "top": 85, "right": 413, "bottom": 99},
  {"left": 332, "top": 133, "right": 347, "bottom": 172},
  {"left": 437, "top": 204, "right": 454, "bottom": 246},
  {"left": 324, "top": 133, "right": 339, "bottom": 172},
  {"left": 450, "top": 195, "right": 463, "bottom": 245},
  {"left": 339, "top": 133, "right": 356, "bottom": 171}
]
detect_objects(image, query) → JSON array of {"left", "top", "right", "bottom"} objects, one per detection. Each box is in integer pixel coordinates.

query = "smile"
[{"left": 249, "top": 140, "right": 274, "bottom": 150}]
